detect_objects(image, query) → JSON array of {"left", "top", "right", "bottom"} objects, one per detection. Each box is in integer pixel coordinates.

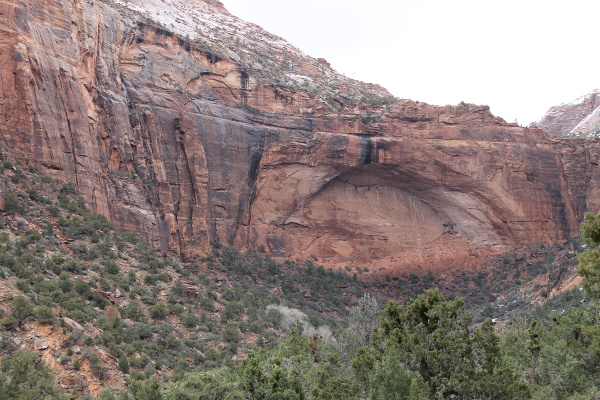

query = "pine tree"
[{"left": 578, "top": 211, "right": 600, "bottom": 300}]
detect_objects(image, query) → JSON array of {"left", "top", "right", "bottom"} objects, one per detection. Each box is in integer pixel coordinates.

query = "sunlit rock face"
[
  {"left": 1, "top": 0, "right": 600, "bottom": 266},
  {"left": 245, "top": 110, "right": 600, "bottom": 263}
]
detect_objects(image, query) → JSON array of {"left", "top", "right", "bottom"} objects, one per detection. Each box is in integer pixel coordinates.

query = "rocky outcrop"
[
  {"left": 537, "top": 89, "right": 600, "bottom": 137},
  {"left": 1, "top": 0, "right": 600, "bottom": 268}
]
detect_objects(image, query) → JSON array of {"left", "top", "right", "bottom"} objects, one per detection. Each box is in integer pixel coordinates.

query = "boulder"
[
  {"left": 105, "top": 305, "right": 121, "bottom": 319},
  {"left": 33, "top": 337, "right": 49, "bottom": 350},
  {"left": 62, "top": 318, "right": 84, "bottom": 332}
]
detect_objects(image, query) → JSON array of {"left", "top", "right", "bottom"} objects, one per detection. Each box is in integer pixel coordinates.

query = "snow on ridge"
[
  {"left": 540, "top": 89, "right": 600, "bottom": 125},
  {"left": 113, "top": 0, "right": 309, "bottom": 60},
  {"left": 569, "top": 104, "right": 600, "bottom": 136},
  {"left": 287, "top": 73, "right": 313, "bottom": 84},
  {"left": 109, "top": 0, "right": 394, "bottom": 105},
  {"left": 563, "top": 88, "right": 600, "bottom": 107}
]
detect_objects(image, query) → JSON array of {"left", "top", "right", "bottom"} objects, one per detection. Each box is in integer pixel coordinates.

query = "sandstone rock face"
[
  {"left": 105, "top": 305, "right": 121, "bottom": 319},
  {"left": 1, "top": 0, "right": 600, "bottom": 268},
  {"left": 537, "top": 89, "right": 600, "bottom": 137},
  {"left": 246, "top": 106, "right": 600, "bottom": 263},
  {"left": 62, "top": 318, "right": 84, "bottom": 332}
]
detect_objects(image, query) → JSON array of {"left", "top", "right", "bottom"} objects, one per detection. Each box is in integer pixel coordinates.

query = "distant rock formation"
[{"left": 537, "top": 89, "right": 600, "bottom": 137}]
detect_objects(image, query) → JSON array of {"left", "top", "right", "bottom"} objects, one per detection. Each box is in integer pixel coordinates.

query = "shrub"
[
  {"left": 35, "top": 306, "right": 56, "bottom": 325},
  {"left": 10, "top": 296, "right": 34, "bottom": 323},
  {"left": 89, "top": 353, "right": 104, "bottom": 379},
  {"left": 141, "top": 294, "right": 157, "bottom": 305},
  {"left": 103, "top": 260, "right": 120, "bottom": 275},
  {"left": 58, "top": 356, "right": 71, "bottom": 365},
  {"left": 0, "top": 315, "right": 19, "bottom": 330},
  {"left": 64, "top": 259, "right": 84, "bottom": 274},
  {"left": 58, "top": 274, "right": 73, "bottom": 293},
  {"left": 149, "top": 303, "right": 168, "bottom": 320},
  {"left": 47, "top": 205, "right": 60, "bottom": 218},
  {"left": 39, "top": 220, "right": 53, "bottom": 235},
  {"left": 166, "top": 334, "right": 181, "bottom": 349},
  {"left": 123, "top": 300, "right": 146, "bottom": 322},
  {"left": 118, "top": 356, "right": 130, "bottom": 374},
  {"left": 15, "top": 279, "right": 29, "bottom": 292},
  {"left": 236, "top": 103, "right": 262, "bottom": 115},
  {"left": 59, "top": 183, "right": 77, "bottom": 195},
  {"left": 73, "top": 279, "right": 91, "bottom": 296},
  {"left": 66, "top": 309, "right": 93, "bottom": 324},
  {"left": 198, "top": 295, "right": 215, "bottom": 312},
  {"left": 4, "top": 193, "right": 24, "bottom": 215},
  {"left": 181, "top": 313, "right": 200, "bottom": 328},
  {"left": 167, "top": 303, "right": 184, "bottom": 316},
  {"left": 223, "top": 324, "right": 240, "bottom": 343},
  {"left": 90, "top": 232, "right": 101, "bottom": 243},
  {"left": 0, "top": 350, "right": 64, "bottom": 398},
  {"left": 169, "top": 281, "right": 187, "bottom": 300},
  {"left": 10, "top": 168, "right": 25, "bottom": 183},
  {"left": 144, "top": 274, "right": 157, "bottom": 286},
  {"left": 265, "top": 307, "right": 283, "bottom": 328},
  {"left": 26, "top": 189, "right": 42, "bottom": 202}
]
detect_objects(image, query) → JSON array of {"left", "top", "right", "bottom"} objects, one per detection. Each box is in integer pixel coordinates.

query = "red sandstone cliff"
[{"left": 1, "top": 0, "right": 600, "bottom": 267}]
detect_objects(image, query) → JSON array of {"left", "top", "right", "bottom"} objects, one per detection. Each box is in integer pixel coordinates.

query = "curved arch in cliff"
[{"left": 248, "top": 161, "right": 515, "bottom": 262}]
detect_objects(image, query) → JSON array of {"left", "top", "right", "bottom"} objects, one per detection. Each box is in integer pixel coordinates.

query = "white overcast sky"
[{"left": 222, "top": 0, "right": 599, "bottom": 125}]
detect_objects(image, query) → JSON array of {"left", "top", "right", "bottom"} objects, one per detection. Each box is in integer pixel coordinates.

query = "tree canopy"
[{"left": 578, "top": 211, "right": 600, "bottom": 300}]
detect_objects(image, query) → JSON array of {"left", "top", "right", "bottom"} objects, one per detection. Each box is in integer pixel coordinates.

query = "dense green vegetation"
[
  {"left": 0, "top": 155, "right": 599, "bottom": 399},
  {"left": 0, "top": 350, "right": 64, "bottom": 399},
  {"left": 94, "top": 287, "right": 599, "bottom": 400},
  {"left": 578, "top": 212, "right": 600, "bottom": 301},
  {"left": 0, "top": 156, "right": 370, "bottom": 397}
]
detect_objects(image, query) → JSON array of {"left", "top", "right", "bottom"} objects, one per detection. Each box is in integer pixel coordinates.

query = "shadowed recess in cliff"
[
  {"left": 355, "top": 135, "right": 390, "bottom": 166},
  {"left": 359, "top": 136, "right": 373, "bottom": 165},
  {"left": 236, "top": 127, "right": 267, "bottom": 237},
  {"left": 247, "top": 160, "right": 534, "bottom": 261}
]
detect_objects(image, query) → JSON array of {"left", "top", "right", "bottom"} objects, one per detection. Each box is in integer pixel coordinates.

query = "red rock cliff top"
[{"left": 111, "top": 0, "right": 393, "bottom": 107}]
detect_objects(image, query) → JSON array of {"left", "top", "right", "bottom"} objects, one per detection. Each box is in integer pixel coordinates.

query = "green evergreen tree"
[
  {"left": 367, "top": 349, "right": 429, "bottom": 400},
  {"left": 129, "top": 377, "right": 163, "bottom": 400},
  {"left": 10, "top": 296, "right": 34, "bottom": 323},
  {"left": 471, "top": 321, "right": 530, "bottom": 399},
  {"left": 35, "top": 305, "right": 56, "bottom": 325},
  {"left": 375, "top": 289, "right": 473, "bottom": 397},
  {"left": 164, "top": 369, "right": 244, "bottom": 400},
  {"left": 575, "top": 211, "right": 600, "bottom": 360},
  {"left": 578, "top": 211, "right": 600, "bottom": 300},
  {"left": 374, "top": 289, "right": 529, "bottom": 399},
  {"left": 0, "top": 350, "right": 65, "bottom": 399}
]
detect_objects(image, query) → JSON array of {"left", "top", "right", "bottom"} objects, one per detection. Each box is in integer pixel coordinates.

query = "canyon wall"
[{"left": 1, "top": 0, "right": 600, "bottom": 266}]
